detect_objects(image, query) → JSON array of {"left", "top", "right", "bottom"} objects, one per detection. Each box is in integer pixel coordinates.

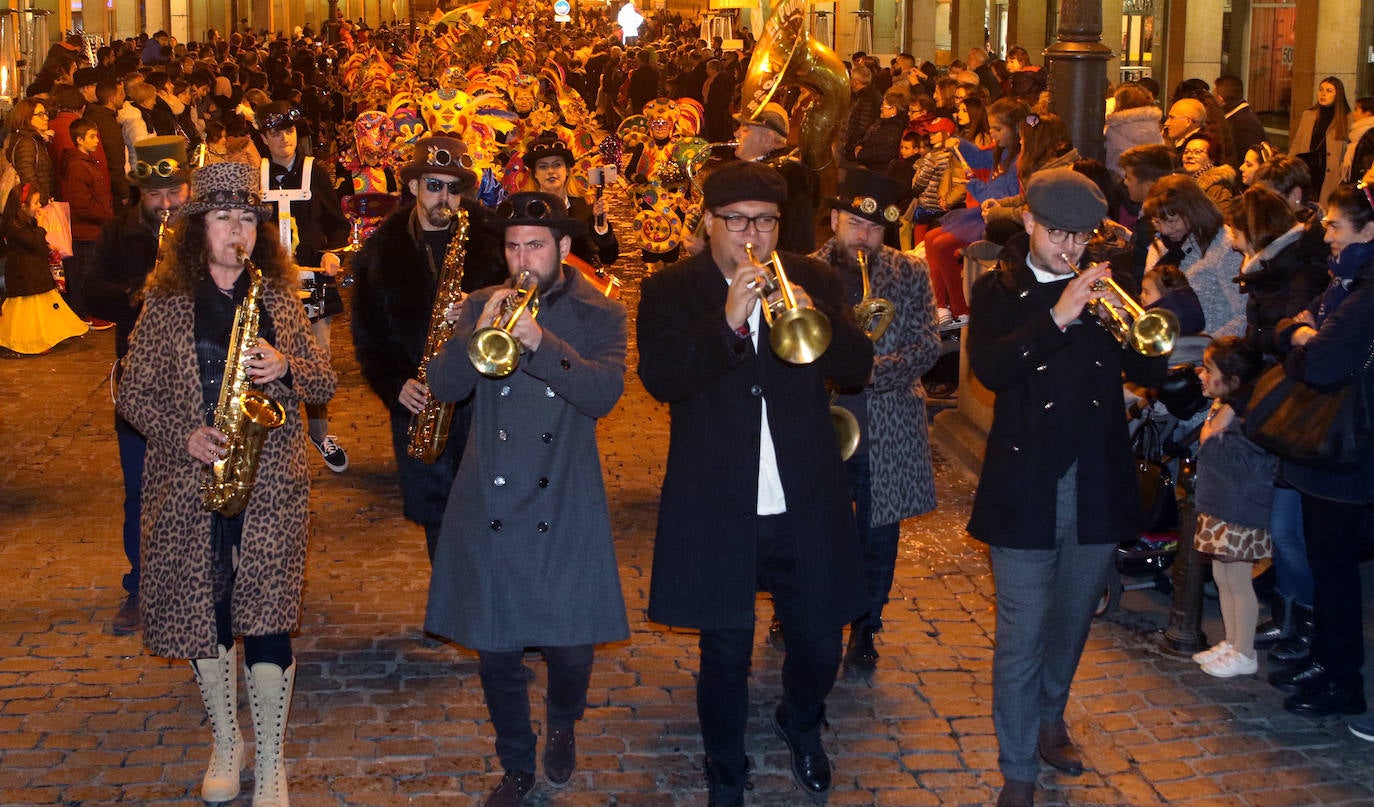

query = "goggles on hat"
[
  {"left": 425, "top": 145, "right": 475, "bottom": 170},
  {"left": 261, "top": 107, "right": 303, "bottom": 131},
  {"left": 496, "top": 196, "right": 554, "bottom": 221},
  {"left": 133, "top": 158, "right": 183, "bottom": 179},
  {"left": 840, "top": 195, "right": 901, "bottom": 223}
]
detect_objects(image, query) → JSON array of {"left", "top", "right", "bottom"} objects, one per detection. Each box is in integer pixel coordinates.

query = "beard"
[{"left": 421, "top": 199, "right": 455, "bottom": 228}]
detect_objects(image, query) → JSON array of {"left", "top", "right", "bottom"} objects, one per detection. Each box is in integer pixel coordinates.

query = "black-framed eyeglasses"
[
  {"left": 716, "top": 212, "right": 780, "bottom": 232},
  {"left": 495, "top": 196, "right": 554, "bottom": 221},
  {"left": 261, "top": 107, "right": 303, "bottom": 131},
  {"left": 132, "top": 158, "right": 182, "bottom": 178},
  {"left": 423, "top": 177, "right": 466, "bottom": 194},
  {"left": 1045, "top": 227, "right": 1094, "bottom": 245},
  {"left": 425, "top": 146, "right": 475, "bottom": 170}
]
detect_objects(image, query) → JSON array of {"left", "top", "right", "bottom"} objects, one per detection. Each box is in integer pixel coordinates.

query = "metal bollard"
[{"left": 1161, "top": 456, "right": 1208, "bottom": 655}]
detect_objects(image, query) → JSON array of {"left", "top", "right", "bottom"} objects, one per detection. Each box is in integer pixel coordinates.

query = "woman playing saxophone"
[{"left": 116, "top": 162, "right": 335, "bottom": 806}]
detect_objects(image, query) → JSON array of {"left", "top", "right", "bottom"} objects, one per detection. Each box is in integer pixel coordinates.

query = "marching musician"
[
  {"left": 117, "top": 162, "right": 337, "bottom": 807},
  {"left": 810, "top": 169, "right": 941, "bottom": 680},
  {"left": 423, "top": 191, "right": 630, "bottom": 807},
  {"left": 637, "top": 161, "right": 873, "bottom": 806},
  {"left": 257, "top": 100, "right": 352, "bottom": 472},
  {"left": 966, "top": 168, "right": 1166, "bottom": 807},
  {"left": 85, "top": 135, "right": 191, "bottom": 636},
  {"left": 350, "top": 135, "right": 505, "bottom": 564},
  {"left": 733, "top": 101, "right": 818, "bottom": 254},
  {"left": 524, "top": 130, "right": 620, "bottom": 267}
]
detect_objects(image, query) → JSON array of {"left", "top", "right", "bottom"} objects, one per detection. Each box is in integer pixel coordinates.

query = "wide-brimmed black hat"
[
  {"left": 830, "top": 168, "right": 904, "bottom": 226},
  {"left": 523, "top": 131, "right": 575, "bottom": 169},
  {"left": 180, "top": 162, "right": 275, "bottom": 220},
  {"left": 487, "top": 191, "right": 586, "bottom": 238},
  {"left": 128, "top": 135, "right": 191, "bottom": 190},
  {"left": 400, "top": 134, "right": 478, "bottom": 191}
]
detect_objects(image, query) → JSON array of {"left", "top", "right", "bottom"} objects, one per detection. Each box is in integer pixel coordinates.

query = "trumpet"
[
  {"left": 744, "top": 243, "right": 832, "bottom": 365},
  {"left": 852, "top": 249, "right": 895, "bottom": 342},
  {"left": 468, "top": 271, "right": 540, "bottom": 378},
  {"left": 1061, "top": 253, "right": 1178, "bottom": 357}
]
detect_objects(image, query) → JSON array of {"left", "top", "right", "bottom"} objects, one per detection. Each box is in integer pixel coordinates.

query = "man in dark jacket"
[
  {"left": 84, "top": 136, "right": 191, "bottom": 636},
  {"left": 842, "top": 64, "right": 882, "bottom": 161},
  {"left": 637, "top": 161, "right": 874, "bottom": 807},
  {"left": 1215, "top": 75, "right": 1267, "bottom": 169},
  {"left": 350, "top": 135, "right": 506, "bottom": 563},
  {"left": 967, "top": 169, "right": 1167, "bottom": 807},
  {"left": 86, "top": 78, "right": 133, "bottom": 210}
]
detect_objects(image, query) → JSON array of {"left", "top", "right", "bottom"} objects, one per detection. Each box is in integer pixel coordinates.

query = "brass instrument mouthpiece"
[{"left": 432, "top": 206, "right": 457, "bottom": 222}]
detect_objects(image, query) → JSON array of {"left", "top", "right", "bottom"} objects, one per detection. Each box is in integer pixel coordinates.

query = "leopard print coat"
[{"left": 117, "top": 280, "right": 336, "bottom": 660}]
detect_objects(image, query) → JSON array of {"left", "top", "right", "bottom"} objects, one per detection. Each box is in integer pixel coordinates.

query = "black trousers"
[
  {"left": 1302, "top": 492, "right": 1368, "bottom": 690},
  {"left": 697, "top": 515, "right": 842, "bottom": 785},
  {"left": 478, "top": 644, "right": 595, "bottom": 773}
]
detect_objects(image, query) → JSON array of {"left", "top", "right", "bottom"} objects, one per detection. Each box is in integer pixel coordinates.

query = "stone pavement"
[{"left": 2, "top": 261, "right": 1373, "bottom": 807}]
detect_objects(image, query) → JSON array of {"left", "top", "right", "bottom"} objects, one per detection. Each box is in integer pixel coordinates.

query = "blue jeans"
[
  {"left": 1269, "top": 485, "right": 1313, "bottom": 606},
  {"left": 845, "top": 453, "right": 901, "bottom": 629},
  {"left": 115, "top": 412, "right": 146, "bottom": 596}
]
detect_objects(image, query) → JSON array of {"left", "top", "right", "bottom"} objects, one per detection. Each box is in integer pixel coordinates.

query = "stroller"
[{"left": 1097, "top": 335, "right": 1211, "bottom": 617}]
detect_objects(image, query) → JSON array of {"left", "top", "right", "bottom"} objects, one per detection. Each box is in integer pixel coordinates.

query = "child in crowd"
[
  {"left": 1190, "top": 336, "right": 1275, "bottom": 677},
  {"left": 1140, "top": 263, "right": 1206, "bottom": 336},
  {"left": 905, "top": 117, "right": 960, "bottom": 245},
  {"left": 0, "top": 184, "right": 88, "bottom": 355},
  {"left": 60, "top": 117, "right": 114, "bottom": 317}
]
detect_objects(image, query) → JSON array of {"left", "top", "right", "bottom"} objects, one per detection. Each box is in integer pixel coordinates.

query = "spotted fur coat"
[{"left": 117, "top": 281, "right": 336, "bottom": 659}]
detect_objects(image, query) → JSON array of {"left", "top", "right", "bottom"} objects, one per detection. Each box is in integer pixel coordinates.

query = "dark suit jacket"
[
  {"left": 1224, "top": 102, "right": 1268, "bottom": 167},
  {"left": 637, "top": 249, "right": 874, "bottom": 639}
]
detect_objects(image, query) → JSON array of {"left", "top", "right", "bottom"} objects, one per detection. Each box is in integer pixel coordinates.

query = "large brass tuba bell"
[
  {"left": 467, "top": 271, "right": 541, "bottom": 378},
  {"left": 1061, "top": 253, "right": 1178, "bottom": 356},
  {"left": 745, "top": 243, "right": 832, "bottom": 365},
  {"left": 852, "top": 249, "right": 896, "bottom": 342}
]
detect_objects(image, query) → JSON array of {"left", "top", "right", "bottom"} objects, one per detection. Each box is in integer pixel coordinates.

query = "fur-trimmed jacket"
[
  {"left": 1104, "top": 105, "right": 1164, "bottom": 177},
  {"left": 350, "top": 199, "right": 507, "bottom": 413}
]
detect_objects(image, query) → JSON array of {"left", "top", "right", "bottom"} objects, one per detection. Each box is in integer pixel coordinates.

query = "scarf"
[{"left": 1318, "top": 238, "right": 1374, "bottom": 324}]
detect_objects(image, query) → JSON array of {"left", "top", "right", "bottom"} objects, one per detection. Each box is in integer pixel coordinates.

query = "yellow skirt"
[{"left": 0, "top": 290, "right": 89, "bottom": 354}]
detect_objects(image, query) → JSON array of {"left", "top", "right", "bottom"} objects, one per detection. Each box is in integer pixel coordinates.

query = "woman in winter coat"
[
  {"left": 1288, "top": 76, "right": 1350, "bottom": 204},
  {"left": 1182, "top": 132, "right": 1240, "bottom": 208},
  {"left": 116, "top": 162, "right": 336, "bottom": 807},
  {"left": 1104, "top": 82, "right": 1163, "bottom": 177},
  {"left": 853, "top": 90, "right": 911, "bottom": 171},
  {"left": 0, "top": 184, "right": 87, "bottom": 354},
  {"left": 4, "top": 98, "right": 57, "bottom": 199},
  {"left": 1142, "top": 174, "right": 1246, "bottom": 336}
]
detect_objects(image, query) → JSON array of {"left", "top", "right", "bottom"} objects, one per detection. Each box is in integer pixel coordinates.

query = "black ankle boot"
[
  {"left": 1268, "top": 604, "right": 1314, "bottom": 666},
  {"left": 842, "top": 621, "right": 879, "bottom": 681},
  {"left": 1254, "top": 594, "right": 1293, "bottom": 646}
]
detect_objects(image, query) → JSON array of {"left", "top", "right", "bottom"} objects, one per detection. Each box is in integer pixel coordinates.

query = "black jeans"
[
  {"left": 697, "top": 515, "right": 842, "bottom": 785},
  {"left": 478, "top": 644, "right": 595, "bottom": 773},
  {"left": 114, "top": 412, "right": 146, "bottom": 596},
  {"left": 846, "top": 452, "right": 901, "bottom": 629},
  {"left": 1302, "top": 492, "right": 1368, "bottom": 690}
]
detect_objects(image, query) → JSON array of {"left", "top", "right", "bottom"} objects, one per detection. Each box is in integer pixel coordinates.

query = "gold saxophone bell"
[
  {"left": 467, "top": 272, "right": 540, "bottom": 378},
  {"left": 852, "top": 249, "right": 896, "bottom": 343},
  {"left": 1061, "top": 253, "right": 1178, "bottom": 357},
  {"left": 431, "top": 205, "right": 458, "bottom": 223},
  {"left": 745, "top": 243, "right": 832, "bottom": 365}
]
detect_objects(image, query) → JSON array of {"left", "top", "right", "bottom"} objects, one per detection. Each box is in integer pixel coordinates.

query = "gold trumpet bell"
[
  {"left": 770, "top": 306, "right": 832, "bottom": 365},
  {"left": 468, "top": 327, "right": 523, "bottom": 378},
  {"left": 830, "top": 404, "right": 860, "bottom": 460},
  {"left": 1130, "top": 308, "right": 1181, "bottom": 357}
]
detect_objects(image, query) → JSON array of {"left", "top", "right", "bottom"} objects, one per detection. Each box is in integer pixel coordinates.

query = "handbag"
[
  {"left": 1133, "top": 418, "right": 1179, "bottom": 533},
  {"left": 936, "top": 145, "right": 969, "bottom": 210},
  {"left": 1243, "top": 339, "right": 1374, "bottom": 466}
]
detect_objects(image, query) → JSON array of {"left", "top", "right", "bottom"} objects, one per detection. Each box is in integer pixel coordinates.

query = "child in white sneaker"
[{"left": 1192, "top": 336, "right": 1276, "bottom": 677}]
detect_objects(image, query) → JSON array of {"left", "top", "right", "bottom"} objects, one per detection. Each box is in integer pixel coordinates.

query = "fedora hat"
[
  {"left": 523, "top": 131, "right": 576, "bottom": 169},
  {"left": 400, "top": 134, "right": 478, "bottom": 191},
  {"left": 830, "top": 168, "right": 903, "bottom": 226},
  {"left": 128, "top": 135, "right": 191, "bottom": 190},
  {"left": 487, "top": 191, "right": 586, "bottom": 239},
  {"left": 180, "top": 162, "right": 274, "bottom": 220}
]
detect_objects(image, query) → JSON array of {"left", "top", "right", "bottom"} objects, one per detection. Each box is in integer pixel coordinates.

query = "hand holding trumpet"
[
  {"left": 1051, "top": 261, "right": 1111, "bottom": 330},
  {"left": 479, "top": 288, "right": 544, "bottom": 352}
]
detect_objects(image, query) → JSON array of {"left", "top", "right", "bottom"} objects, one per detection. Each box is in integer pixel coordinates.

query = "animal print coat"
[{"left": 117, "top": 280, "right": 336, "bottom": 660}]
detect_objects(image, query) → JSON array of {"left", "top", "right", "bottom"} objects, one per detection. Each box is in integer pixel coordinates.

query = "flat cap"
[
  {"left": 1024, "top": 167, "right": 1107, "bottom": 232},
  {"left": 702, "top": 161, "right": 787, "bottom": 209}
]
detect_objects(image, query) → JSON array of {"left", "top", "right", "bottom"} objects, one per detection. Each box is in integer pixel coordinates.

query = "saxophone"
[
  {"left": 202, "top": 247, "right": 288, "bottom": 517},
  {"left": 407, "top": 205, "right": 469, "bottom": 464}
]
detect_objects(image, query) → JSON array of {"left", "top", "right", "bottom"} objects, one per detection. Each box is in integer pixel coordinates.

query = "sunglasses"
[
  {"left": 423, "top": 177, "right": 467, "bottom": 194},
  {"left": 260, "top": 107, "right": 303, "bottom": 131},
  {"left": 495, "top": 197, "right": 554, "bottom": 221},
  {"left": 132, "top": 158, "right": 182, "bottom": 178}
]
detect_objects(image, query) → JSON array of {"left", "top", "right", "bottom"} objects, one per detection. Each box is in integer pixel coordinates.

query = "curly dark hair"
[{"left": 141, "top": 213, "right": 295, "bottom": 300}]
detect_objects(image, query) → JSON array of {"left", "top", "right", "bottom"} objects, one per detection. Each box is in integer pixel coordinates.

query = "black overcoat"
[
  {"left": 637, "top": 249, "right": 874, "bottom": 641},
  {"left": 966, "top": 235, "right": 1168, "bottom": 549}
]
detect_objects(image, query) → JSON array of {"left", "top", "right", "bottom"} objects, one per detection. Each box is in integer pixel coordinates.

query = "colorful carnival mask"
[
  {"left": 510, "top": 75, "right": 540, "bottom": 115},
  {"left": 644, "top": 98, "right": 679, "bottom": 142},
  {"left": 353, "top": 111, "right": 396, "bottom": 166}
]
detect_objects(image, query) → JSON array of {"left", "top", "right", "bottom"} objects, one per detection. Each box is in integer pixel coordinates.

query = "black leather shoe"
[
  {"left": 842, "top": 622, "right": 879, "bottom": 681},
  {"left": 482, "top": 770, "right": 536, "bottom": 807},
  {"left": 771, "top": 703, "right": 830, "bottom": 799},
  {"left": 1269, "top": 662, "right": 1329, "bottom": 694},
  {"left": 996, "top": 779, "right": 1036, "bottom": 807},
  {"left": 1037, "top": 722, "right": 1085, "bottom": 776},
  {"left": 1254, "top": 595, "right": 1293, "bottom": 647},
  {"left": 1283, "top": 683, "right": 1367, "bottom": 717},
  {"left": 1268, "top": 634, "right": 1312, "bottom": 667},
  {"left": 767, "top": 617, "right": 785, "bottom": 651},
  {"left": 543, "top": 725, "right": 575, "bottom": 788}
]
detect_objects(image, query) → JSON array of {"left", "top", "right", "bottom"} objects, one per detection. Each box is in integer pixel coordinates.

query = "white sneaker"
[
  {"left": 1202, "top": 647, "right": 1258, "bottom": 678},
  {"left": 936, "top": 307, "right": 954, "bottom": 328},
  {"left": 1192, "top": 640, "right": 1232, "bottom": 665}
]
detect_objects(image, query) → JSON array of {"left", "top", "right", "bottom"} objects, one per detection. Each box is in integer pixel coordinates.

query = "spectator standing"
[
  {"left": 1340, "top": 96, "right": 1374, "bottom": 182},
  {"left": 4, "top": 98, "right": 57, "bottom": 200},
  {"left": 86, "top": 78, "right": 133, "bottom": 209},
  {"left": 1142, "top": 175, "right": 1245, "bottom": 336},
  {"left": 1288, "top": 76, "right": 1350, "bottom": 204},
  {"left": 1214, "top": 75, "right": 1267, "bottom": 167},
  {"left": 852, "top": 90, "right": 909, "bottom": 171},
  {"left": 0, "top": 184, "right": 88, "bottom": 355},
  {"left": 1104, "top": 83, "right": 1163, "bottom": 178},
  {"left": 59, "top": 118, "right": 114, "bottom": 318},
  {"left": 843, "top": 64, "right": 882, "bottom": 163}
]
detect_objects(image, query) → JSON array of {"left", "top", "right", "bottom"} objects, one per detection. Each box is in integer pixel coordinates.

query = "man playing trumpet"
[
  {"left": 637, "top": 162, "right": 873, "bottom": 806},
  {"left": 966, "top": 168, "right": 1167, "bottom": 807},
  {"left": 810, "top": 169, "right": 942, "bottom": 680},
  {"left": 423, "top": 191, "right": 630, "bottom": 807}
]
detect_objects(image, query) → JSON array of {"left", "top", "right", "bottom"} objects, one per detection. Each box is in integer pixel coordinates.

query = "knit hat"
[
  {"left": 128, "top": 135, "right": 191, "bottom": 190},
  {"left": 1024, "top": 167, "right": 1107, "bottom": 232},
  {"left": 702, "top": 161, "right": 787, "bottom": 210},
  {"left": 180, "top": 162, "right": 274, "bottom": 219}
]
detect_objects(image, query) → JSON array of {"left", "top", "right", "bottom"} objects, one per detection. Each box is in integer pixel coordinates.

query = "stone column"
[
  {"left": 111, "top": 0, "right": 138, "bottom": 39},
  {"left": 1044, "top": 0, "right": 1111, "bottom": 163},
  {"left": 905, "top": 0, "right": 937, "bottom": 59},
  {"left": 948, "top": 0, "right": 984, "bottom": 65},
  {"left": 1006, "top": 0, "right": 1046, "bottom": 60},
  {"left": 145, "top": 0, "right": 167, "bottom": 36},
  {"left": 169, "top": 0, "right": 191, "bottom": 43}
]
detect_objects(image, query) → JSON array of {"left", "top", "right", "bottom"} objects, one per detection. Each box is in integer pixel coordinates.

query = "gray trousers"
[{"left": 988, "top": 465, "right": 1115, "bottom": 783}]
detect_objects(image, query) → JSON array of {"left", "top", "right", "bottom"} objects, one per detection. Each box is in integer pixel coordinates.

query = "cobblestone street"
[{"left": 1, "top": 257, "right": 1372, "bottom": 806}]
